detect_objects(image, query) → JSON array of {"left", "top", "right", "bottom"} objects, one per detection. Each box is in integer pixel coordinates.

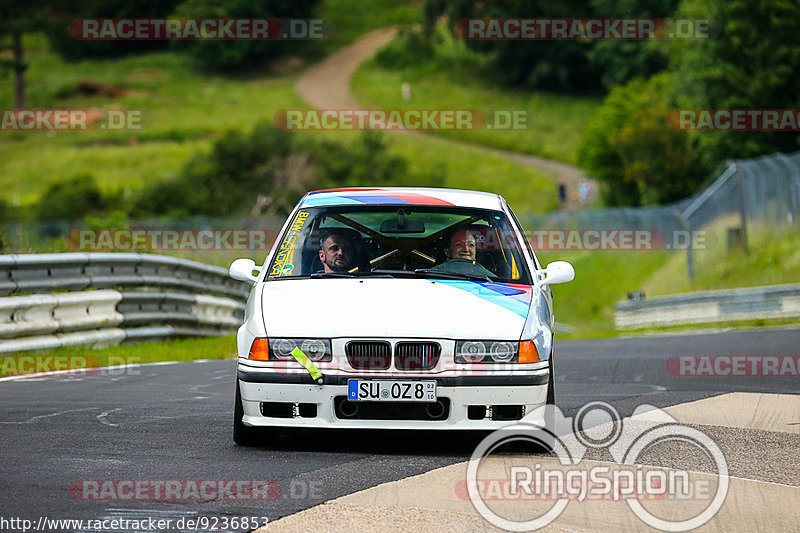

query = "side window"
[{"left": 507, "top": 208, "right": 540, "bottom": 271}]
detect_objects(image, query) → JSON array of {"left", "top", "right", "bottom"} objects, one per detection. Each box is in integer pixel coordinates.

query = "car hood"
[{"left": 260, "top": 278, "right": 533, "bottom": 338}]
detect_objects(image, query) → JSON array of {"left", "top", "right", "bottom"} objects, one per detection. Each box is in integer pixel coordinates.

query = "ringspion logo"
[{"left": 466, "top": 402, "right": 728, "bottom": 531}]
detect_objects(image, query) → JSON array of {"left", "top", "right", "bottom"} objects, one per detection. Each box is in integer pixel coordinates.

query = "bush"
[
  {"left": 375, "top": 28, "right": 433, "bottom": 70},
  {"left": 134, "top": 123, "right": 446, "bottom": 218},
  {"left": 309, "top": 131, "right": 408, "bottom": 187},
  {"left": 45, "top": 0, "right": 183, "bottom": 60},
  {"left": 170, "top": 0, "right": 320, "bottom": 72},
  {"left": 35, "top": 174, "right": 106, "bottom": 221},
  {"left": 578, "top": 73, "right": 708, "bottom": 206},
  {"left": 134, "top": 123, "right": 298, "bottom": 217}
]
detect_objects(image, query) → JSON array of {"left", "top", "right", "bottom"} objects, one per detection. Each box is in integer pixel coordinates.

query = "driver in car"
[
  {"left": 431, "top": 227, "right": 494, "bottom": 278},
  {"left": 318, "top": 229, "right": 357, "bottom": 273}
]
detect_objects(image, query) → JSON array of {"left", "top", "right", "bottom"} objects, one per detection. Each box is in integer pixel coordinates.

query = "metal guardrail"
[
  {"left": 0, "top": 253, "right": 249, "bottom": 299},
  {"left": 118, "top": 291, "right": 243, "bottom": 329},
  {"left": 0, "top": 253, "right": 251, "bottom": 354},
  {"left": 614, "top": 284, "right": 800, "bottom": 330},
  {"left": 0, "top": 290, "right": 123, "bottom": 339}
]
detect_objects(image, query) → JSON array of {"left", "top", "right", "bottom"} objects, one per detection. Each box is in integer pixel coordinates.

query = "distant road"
[{"left": 294, "top": 28, "right": 594, "bottom": 208}]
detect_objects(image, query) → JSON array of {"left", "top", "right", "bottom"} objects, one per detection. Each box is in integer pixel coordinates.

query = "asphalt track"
[{"left": 0, "top": 328, "right": 798, "bottom": 532}]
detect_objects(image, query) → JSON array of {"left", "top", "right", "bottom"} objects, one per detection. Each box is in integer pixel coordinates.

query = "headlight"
[
  {"left": 460, "top": 341, "right": 487, "bottom": 363},
  {"left": 455, "top": 340, "right": 519, "bottom": 363},
  {"left": 301, "top": 339, "right": 327, "bottom": 360},
  {"left": 490, "top": 341, "right": 516, "bottom": 362},
  {"left": 266, "top": 338, "right": 332, "bottom": 362}
]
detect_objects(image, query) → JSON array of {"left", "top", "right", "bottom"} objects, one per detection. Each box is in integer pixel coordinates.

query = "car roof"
[{"left": 298, "top": 187, "right": 507, "bottom": 210}]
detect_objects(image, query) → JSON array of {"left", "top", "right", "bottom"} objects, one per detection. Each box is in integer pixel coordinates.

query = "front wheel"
[
  {"left": 233, "top": 382, "right": 261, "bottom": 446},
  {"left": 508, "top": 356, "right": 556, "bottom": 454},
  {"left": 542, "top": 355, "right": 556, "bottom": 448}
]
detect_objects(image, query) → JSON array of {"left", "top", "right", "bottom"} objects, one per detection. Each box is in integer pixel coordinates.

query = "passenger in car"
[{"left": 431, "top": 227, "right": 495, "bottom": 278}]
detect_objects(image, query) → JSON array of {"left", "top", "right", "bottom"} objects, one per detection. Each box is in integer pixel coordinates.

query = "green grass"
[
  {"left": 538, "top": 222, "right": 800, "bottom": 339},
  {"left": 1, "top": 335, "right": 236, "bottom": 377},
  {"left": 641, "top": 222, "right": 800, "bottom": 296},
  {"left": 0, "top": 36, "right": 308, "bottom": 204},
  {"left": 538, "top": 249, "right": 672, "bottom": 338},
  {"left": 1, "top": 21, "right": 556, "bottom": 216},
  {"left": 351, "top": 39, "right": 600, "bottom": 165}
]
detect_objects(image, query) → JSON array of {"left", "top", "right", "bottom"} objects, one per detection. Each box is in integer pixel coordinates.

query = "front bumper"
[{"left": 237, "top": 366, "right": 550, "bottom": 430}]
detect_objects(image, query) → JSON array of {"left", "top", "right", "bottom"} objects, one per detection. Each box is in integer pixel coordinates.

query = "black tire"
[
  {"left": 541, "top": 355, "right": 556, "bottom": 452},
  {"left": 507, "top": 356, "right": 556, "bottom": 454},
  {"left": 233, "top": 382, "right": 261, "bottom": 447}
]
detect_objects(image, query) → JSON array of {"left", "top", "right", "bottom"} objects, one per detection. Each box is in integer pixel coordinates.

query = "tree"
[
  {"left": 0, "top": 1, "right": 48, "bottom": 108},
  {"left": 423, "top": 0, "right": 680, "bottom": 93},
  {"left": 578, "top": 73, "right": 708, "bottom": 205},
  {"left": 668, "top": 0, "right": 800, "bottom": 167},
  {"left": 588, "top": 0, "right": 679, "bottom": 91},
  {"left": 44, "top": 0, "right": 183, "bottom": 60},
  {"left": 171, "top": 0, "right": 320, "bottom": 72}
]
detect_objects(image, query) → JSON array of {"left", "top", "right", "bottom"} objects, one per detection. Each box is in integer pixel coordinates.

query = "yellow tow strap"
[{"left": 291, "top": 347, "right": 323, "bottom": 384}]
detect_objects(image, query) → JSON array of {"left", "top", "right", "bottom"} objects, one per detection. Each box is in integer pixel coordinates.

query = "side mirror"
[
  {"left": 229, "top": 258, "right": 260, "bottom": 283},
  {"left": 539, "top": 261, "right": 575, "bottom": 286}
]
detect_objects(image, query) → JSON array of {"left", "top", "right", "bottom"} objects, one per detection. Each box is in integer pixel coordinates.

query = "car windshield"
[{"left": 265, "top": 206, "right": 532, "bottom": 283}]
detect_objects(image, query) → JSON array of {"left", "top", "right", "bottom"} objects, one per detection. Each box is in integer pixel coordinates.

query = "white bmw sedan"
[{"left": 229, "top": 187, "right": 574, "bottom": 445}]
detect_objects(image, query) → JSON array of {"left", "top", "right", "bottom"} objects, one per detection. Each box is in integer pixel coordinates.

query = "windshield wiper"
[
  {"left": 310, "top": 270, "right": 410, "bottom": 278},
  {"left": 309, "top": 272, "right": 357, "bottom": 278},
  {"left": 414, "top": 269, "right": 493, "bottom": 282},
  {"left": 311, "top": 270, "right": 492, "bottom": 282},
  {"left": 364, "top": 269, "right": 418, "bottom": 278}
]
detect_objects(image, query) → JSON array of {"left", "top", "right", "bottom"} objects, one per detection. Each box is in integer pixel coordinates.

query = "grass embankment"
[
  {"left": 1, "top": 335, "right": 237, "bottom": 378},
  {"left": 538, "top": 249, "right": 671, "bottom": 338},
  {"left": 351, "top": 36, "right": 600, "bottom": 165},
  {"left": 0, "top": 35, "right": 307, "bottom": 204},
  {"left": 642, "top": 222, "right": 800, "bottom": 296},
  {"left": 542, "top": 221, "right": 800, "bottom": 338},
  {"left": 0, "top": 4, "right": 556, "bottom": 215}
]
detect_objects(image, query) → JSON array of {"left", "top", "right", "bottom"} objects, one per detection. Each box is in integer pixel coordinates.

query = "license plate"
[{"left": 347, "top": 380, "right": 437, "bottom": 402}]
